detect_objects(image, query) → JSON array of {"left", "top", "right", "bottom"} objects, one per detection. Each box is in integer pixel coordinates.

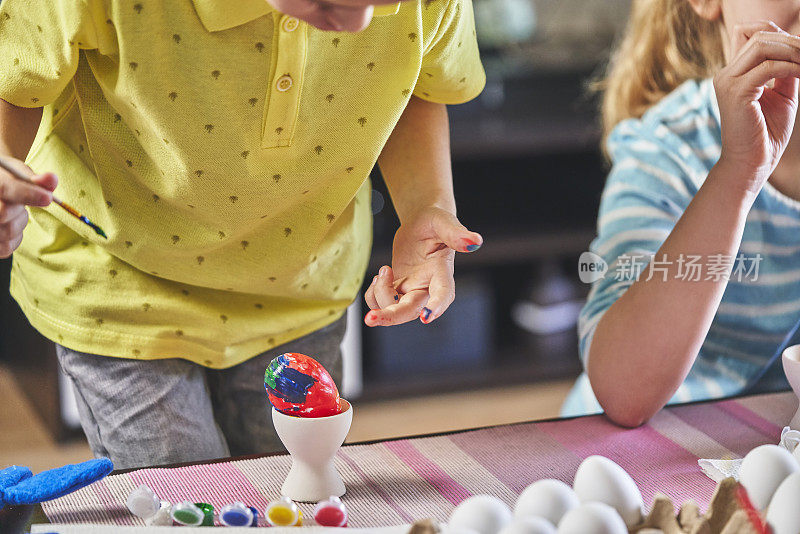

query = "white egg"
[
  {"left": 792, "top": 442, "right": 800, "bottom": 466},
  {"left": 739, "top": 444, "right": 800, "bottom": 510},
  {"left": 515, "top": 479, "right": 579, "bottom": 526},
  {"left": 498, "top": 516, "right": 557, "bottom": 534},
  {"left": 448, "top": 495, "right": 513, "bottom": 534},
  {"left": 556, "top": 502, "right": 628, "bottom": 534},
  {"left": 766, "top": 472, "right": 800, "bottom": 534},
  {"left": 572, "top": 455, "right": 643, "bottom": 528}
]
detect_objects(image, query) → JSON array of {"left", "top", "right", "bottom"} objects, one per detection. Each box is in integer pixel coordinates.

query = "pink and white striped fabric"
[{"left": 41, "top": 392, "right": 797, "bottom": 528}]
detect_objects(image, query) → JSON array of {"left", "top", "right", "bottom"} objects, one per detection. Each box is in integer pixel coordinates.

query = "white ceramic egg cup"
[
  {"left": 272, "top": 399, "right": 353, "bottom": 503},
  {"left": 783, "top": 345, "right": 800, "bottom": 430}
]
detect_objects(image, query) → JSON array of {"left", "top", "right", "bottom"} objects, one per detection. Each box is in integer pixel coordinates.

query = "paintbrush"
[{"left": 0, "top": 156, "right": 107, "bottom": 239}]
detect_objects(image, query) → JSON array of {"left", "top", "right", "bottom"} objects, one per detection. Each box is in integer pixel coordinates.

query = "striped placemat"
[
  {"left": 31, "top": 526, "right": 408, "bottom": 533},
  {"left": 40, "top": 392, "right": 797, "bottom": 528}
]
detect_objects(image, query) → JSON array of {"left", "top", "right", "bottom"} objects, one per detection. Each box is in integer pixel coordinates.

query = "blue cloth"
[
  {"left": 0, "top": 465, "right": 32, "bottom": 491},
  {"left": 0, "top": 458, "right": 113, "bottom": 509},
  {"left": 563, "top": 78, "right": 795, "bottom": 417}
]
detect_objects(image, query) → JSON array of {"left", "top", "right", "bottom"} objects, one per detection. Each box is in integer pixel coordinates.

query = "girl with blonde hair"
[{"left": 564, "top": 0, "right": 800, "bottom": 425}]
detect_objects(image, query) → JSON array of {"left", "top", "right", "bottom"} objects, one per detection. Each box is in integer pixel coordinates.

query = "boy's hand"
[
  {"left": 266, "top": 0, "right": 400, "bottom": 32},
  {"left": 0, "top": 157, "right": 55, "bottom": 258},
  {"left": 364, "top": 207, "right": 482, "bottom": 327}
]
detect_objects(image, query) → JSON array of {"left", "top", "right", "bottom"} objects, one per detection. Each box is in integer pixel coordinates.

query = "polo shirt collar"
[{"left": 192, "top": 0, "right": 400, "bottom": 32}]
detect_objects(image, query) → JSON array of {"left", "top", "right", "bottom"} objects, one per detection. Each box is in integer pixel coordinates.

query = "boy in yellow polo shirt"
[{"left": 0, "top": 0, "right": 485, "bottom": 469}]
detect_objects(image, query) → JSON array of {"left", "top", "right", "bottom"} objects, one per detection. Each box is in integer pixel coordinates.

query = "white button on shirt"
[
  {"left": 282, "top": 16, "right": 299, "bottom": 32},
  {"left": 263, "top": 14, "right": 306, "bottom": 148},
  {"left": 276, "top": 74, "right": 293, "bottom": 92}
]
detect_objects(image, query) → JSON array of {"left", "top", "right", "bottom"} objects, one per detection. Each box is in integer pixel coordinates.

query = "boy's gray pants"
[{"left": 56, "top": 316, "right": 346, "bottom": 470}]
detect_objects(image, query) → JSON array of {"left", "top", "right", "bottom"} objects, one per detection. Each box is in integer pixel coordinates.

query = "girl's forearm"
[
  {"left": 0, "top": 100, "right": 42, "bottom": 160},
  {"left": 588, "top": 160, "right": 757, "bottom": 427},
  {"left": 377, "top": 96, "right": 456, "bottom": 222}
]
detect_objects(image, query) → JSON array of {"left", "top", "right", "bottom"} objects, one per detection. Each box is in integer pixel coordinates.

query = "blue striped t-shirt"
[{"left": 562, "top": 78, "right": 795, "bottom": 417}]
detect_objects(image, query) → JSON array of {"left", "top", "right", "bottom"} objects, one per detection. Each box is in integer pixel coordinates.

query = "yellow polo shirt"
[{"left": 0, "top": 0, "right": 485, "bottom": 367}]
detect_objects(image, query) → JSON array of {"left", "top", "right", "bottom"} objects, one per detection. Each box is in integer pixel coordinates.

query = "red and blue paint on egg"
[{"left": 264, "top": 353, "right": 341, "bottom": 417}]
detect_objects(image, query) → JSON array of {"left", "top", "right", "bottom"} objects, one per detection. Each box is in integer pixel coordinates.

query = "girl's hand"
[
  {"left": 715, "top": 21, "right": 800, "bottom": 194},
  {"left": 0, "top": 158, "right": 55, "bottom": 258},
  {"left": 364, "top": 207, "right": 482, "bottom": 327}
]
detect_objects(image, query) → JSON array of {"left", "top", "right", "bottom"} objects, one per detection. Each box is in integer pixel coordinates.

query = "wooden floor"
[
  {"left": 0, "top": 366, "right": 93, "bottom": 472},
  {"left": 0, "top": 365, "right": 573, "bottom": 472},
  {"left": 347, "top": 379, "right": 574, "bottom": 442}
]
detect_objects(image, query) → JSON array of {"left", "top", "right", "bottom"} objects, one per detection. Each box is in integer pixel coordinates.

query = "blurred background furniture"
[{"left": 359, "top": 0, "right": 629, "bottom": 399}]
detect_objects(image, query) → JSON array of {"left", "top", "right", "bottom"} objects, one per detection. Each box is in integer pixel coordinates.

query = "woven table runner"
[
  {"left": 41, "top": 392, "right": 797, "bottom": 528},
  {"left": 30, "top": 526, "right": 406, "bottom": 533}
]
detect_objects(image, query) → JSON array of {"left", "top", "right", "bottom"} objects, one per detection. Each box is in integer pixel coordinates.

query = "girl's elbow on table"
[
  {"left": 588, "top": 355, "right": 666, "bottom": 429},
  {"left": 601, "top": 403, "right": 653, "bottom": 429}
]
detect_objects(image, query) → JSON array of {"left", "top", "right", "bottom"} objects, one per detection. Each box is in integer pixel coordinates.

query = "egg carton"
[
  {"left": 404, "top": 478, "right": 763, "bottom": 534},
  {"left": 407, "top": 519, "right": 440, "bottom": 534},
  {"left": 630, "top": 477, "right": 761, "bottom": 534}
]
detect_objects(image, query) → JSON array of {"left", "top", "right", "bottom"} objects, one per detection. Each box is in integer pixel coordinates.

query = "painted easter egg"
[{"left": 264, "top": 353, "right": 341, "bottom": 417}]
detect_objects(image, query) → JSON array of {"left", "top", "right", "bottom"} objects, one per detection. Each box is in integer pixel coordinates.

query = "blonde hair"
[{"left": 599, "top": 0, "right": 725, "bottom": 142}]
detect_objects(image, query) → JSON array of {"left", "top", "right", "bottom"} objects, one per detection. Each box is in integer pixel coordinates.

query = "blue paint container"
[{"left": 219, "top": 502, "right": 257, "bottom": 527}]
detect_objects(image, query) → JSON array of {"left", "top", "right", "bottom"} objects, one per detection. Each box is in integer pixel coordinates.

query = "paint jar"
[
  {"left": 266, "top": 496, "right": 302, "bottom": 526},
  {"left": 195, "top": 503, "right": 215, "bottom": 526},
  {"left": 314, "top": 495, "right": 348, "bottom": 527},
  {"left": 170, "top": 501, "right": 204, "bottom": 526},
  {"left": 219, "top": 501, "right": 258, "bottom": 527},
  {"left": 126, "top": 484, "right": 160, "bottom": 519}
]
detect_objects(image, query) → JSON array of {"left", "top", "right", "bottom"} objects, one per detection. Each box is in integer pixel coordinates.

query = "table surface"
[{"left": 4, "top": 391, "right": 797, "bottom": 531}]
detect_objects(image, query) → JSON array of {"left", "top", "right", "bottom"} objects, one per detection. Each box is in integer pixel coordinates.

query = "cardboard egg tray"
[
  {"left": 405, "top": 478, "right": 763, "bottom": 534},
  {"left": 631, "top": 477, "right": 761, "bottom": 534}
]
